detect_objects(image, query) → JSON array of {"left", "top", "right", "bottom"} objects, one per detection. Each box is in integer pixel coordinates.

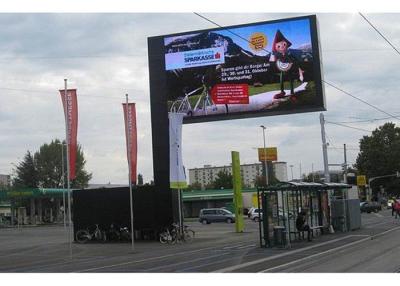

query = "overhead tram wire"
[
  {"left": 325, "top": 121, "right": 373, "bottom": 133},
  {"left": 193, "top": 13, "right": 400, "bottom": 123},
  {"left": 0, "top": 86, "right": 123, "bottom": 100},
  {"left": 326, "top": 115, "right": 396, "bottom": 124},
  {"left": 323, "top": 81, "right": 400, "bottom": 122},
  {"left": 359, "top": 13, "right": 400, "bottom": 57}
]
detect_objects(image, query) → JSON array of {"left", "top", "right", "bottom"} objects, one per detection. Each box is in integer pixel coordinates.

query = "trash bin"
[{"left": 273, "top": 226, "right": 286, "bottom": 247}]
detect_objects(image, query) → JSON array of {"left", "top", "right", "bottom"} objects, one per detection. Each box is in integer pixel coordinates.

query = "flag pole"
[
  {"left": 126, "top": 94, "right": 135, "bottom": 252},
  {"left": 64, "top": 79, "right": 73, "bottom": 259}
]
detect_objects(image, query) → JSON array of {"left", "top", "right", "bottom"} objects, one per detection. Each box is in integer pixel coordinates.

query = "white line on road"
[
  {"left": 77, "top": 241, "right": 257, "bottom": 272},
  {"left": 259, "top": 225, "right": 400, "bottom": 273},
  {"left": 258, "top": 237, "right": 371, "bottom": 272},
  {"left": 213, "top": 235, "right": 368, "bottom": 273},
  {"left": 145, "top": 252, "right": 232, "bottom": 272}
]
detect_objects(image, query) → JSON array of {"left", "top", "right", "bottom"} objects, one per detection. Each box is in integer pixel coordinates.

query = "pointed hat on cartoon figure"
[{"left": 271, "top": 30, "right": 292, "bottom": 52}]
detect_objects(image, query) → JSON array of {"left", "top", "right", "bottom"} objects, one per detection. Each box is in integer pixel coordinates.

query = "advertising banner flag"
[
  {"left": 59, "top": 89, "right": 78, "bottom": 180},
  {"left": 123, "top": 103, "right": 137, "bottom": 184},
  {"left": 169, "top": 113, "right": 187, "bottom": 189}
]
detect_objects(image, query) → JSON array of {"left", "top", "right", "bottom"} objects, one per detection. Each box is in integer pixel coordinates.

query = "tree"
[
  {"left": 13, "top": 139, "right": 92, "bottom": 189},
  {"left": 187, "top": 182, "right": 202, "bottom": 190},
  {"left": 12, "top": 151, "right": 38, "bottom": 188},
  {"left": 355, "top": 123, "right": 400, "bottom": 195},
  {"left": 212, "top": 170, "right": 233, "bottom": 189},
  {"left": 303, "top": 172, "right": 323, "bottom": 183}
]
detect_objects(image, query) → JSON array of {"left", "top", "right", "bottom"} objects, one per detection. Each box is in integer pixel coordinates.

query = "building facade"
[
  {"left": 0, "top": 174, "right": 10, "bottom": 187},
  {"left": 189, "top": 162, "right": 288, "bottom": 189}
]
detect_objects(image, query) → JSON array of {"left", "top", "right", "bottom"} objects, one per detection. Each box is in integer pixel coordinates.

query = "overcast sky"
[{"left": 0, "top": 13, "right": 399, "bottom": 184}]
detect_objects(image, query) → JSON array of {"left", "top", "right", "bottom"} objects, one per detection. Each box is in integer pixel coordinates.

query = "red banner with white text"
[
  {"left": 59, "top": 89, "right": 78, "bottom": 180},
  {"left": 123, "top": 103, "right": 137, "bottom": 184}
]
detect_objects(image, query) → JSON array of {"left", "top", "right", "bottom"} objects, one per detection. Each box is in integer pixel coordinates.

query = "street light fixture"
[{"left": 260, "top": 125, "right": 268, "bottom": 186}]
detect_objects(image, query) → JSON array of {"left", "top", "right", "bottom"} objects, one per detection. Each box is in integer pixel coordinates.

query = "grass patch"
[{"left": 249, "top": 81, "right": 303, "bottom": 96}]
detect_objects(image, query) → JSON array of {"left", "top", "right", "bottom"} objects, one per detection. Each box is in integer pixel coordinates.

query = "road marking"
[
  {"left": 258, "top": 237, "right": 371, "bottom": 272},
  {"left": 77, "top": 240, "right": 257, "bottom": 273},
  {"left": 145, "top": 252, "right": 232, "bottom": 272},
  {"left": 259, "top": 225, "right": 400, "bottom": 273},
  {"left": 213, "top": 235, "right": 368, "bottom": 273},
  {"left": 373, "top": 213, "right": 383, "bottom": 218},
  {"left": 237, "top": 244, "right": 256, "bottom": 249}
]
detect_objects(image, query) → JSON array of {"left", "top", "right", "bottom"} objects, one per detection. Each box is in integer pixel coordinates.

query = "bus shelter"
[{"left": 257, "top": 182, "right": 351, "bottom": 248}]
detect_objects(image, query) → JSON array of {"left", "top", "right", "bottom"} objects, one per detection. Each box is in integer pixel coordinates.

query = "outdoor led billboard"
[{"left": 148, "top": 15, "right": 325, "bottom": 124}]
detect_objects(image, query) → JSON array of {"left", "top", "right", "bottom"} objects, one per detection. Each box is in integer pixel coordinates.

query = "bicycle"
[
  {"left": 159, "top": 227, "right": 175, "bottom": 244},
  {"left": 159, "top": 223, "right": 195, "bottom": 244},
  {"left": 75, "top": 224, "right": 106, "bottom": 244},
  {"left": 171, "top": 223, "right": 195, "bottom": 243}
]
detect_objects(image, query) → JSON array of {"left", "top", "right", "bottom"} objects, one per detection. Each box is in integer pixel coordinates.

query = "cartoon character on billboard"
[{"left": 269, "top": 30, "right": 304, "bottom": 100}]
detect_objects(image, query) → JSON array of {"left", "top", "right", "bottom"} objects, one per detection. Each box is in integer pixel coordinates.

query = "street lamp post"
[
  {"left": 290, "top": 165, "right": 294, "bottom": 181},
  {"left": 56, "top": 141, "right": 66, "bottom": 230},
  {"left": 260, "top": 125, "right": 268, "bottom": 186}
]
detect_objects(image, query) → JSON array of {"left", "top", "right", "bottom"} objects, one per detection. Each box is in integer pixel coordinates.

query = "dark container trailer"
[{"left": 72, "top": 186, "right": 162, "bottom": 241}]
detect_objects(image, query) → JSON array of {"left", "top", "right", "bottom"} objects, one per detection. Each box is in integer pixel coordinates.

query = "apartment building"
[{"left": 189, "top": 162, "right": 288, "bottom": 189}]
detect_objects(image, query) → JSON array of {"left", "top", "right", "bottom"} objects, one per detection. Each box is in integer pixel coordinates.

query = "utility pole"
[
  {"left": 343, "top": 144, "right": 348, "bottom": 184},
  {"left": 312, "top": 163, "right": 315, "bottom": 182},
  {"left": 299, "top": 162, "right": 302, "bottom": 181},
  {"left": 290, "top": 165, "right": 294, "bottom": 181},
  {"left": 320, "top": 113, "right": 330, "bottom": 183},
  {"left": 342, "top": 143, "right": 348, "bottom": 232},
  {"left": 260, "top": 125, "right": 268, "bottom": 186}
]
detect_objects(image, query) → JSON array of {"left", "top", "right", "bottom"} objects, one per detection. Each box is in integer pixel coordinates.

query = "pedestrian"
[
  {"left": 391, "top": 198, "right": 396, "bottom": 216},
  {"left": 394, "top": 199, "right": 400, "bottom": 219},
  {"left": 296, "top": 210, "right": 312, "bottom": 241}
]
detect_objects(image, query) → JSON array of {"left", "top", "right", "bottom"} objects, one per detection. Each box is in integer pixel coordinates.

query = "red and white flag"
[
  {"left": 59, "top": 89, "right": 78, "bottom": 180},
  {"left": 123, "top": 103, "right": 137, "bottom": 184}
]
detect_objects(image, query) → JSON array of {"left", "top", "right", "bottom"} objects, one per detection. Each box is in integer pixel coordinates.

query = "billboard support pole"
[
  {"left": 125, "top": 94, "right": 135, "bottom": 252},
  {"left": 178, "top": 188, "right": 183, "bottom": 236}
]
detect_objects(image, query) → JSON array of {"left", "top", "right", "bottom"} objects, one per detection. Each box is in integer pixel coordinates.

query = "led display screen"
[{"left": 149, "top": 15, "right": 325, "bottom": 124}]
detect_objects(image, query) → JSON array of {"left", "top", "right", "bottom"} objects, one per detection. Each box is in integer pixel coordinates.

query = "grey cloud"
[{"left": 0, "top": 13, "right": 399, "bottom": 184}]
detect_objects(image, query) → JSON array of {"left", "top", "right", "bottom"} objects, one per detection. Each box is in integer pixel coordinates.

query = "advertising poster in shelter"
[{"left": 161, "top": 15, "right": 324, "bottom": 123}]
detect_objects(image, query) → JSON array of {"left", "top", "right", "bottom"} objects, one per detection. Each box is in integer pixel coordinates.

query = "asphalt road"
[{"left": 0, "top": 209, "right": 399, "bottom": 273}]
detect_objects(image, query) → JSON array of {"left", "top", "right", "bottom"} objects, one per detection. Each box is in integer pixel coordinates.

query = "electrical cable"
[
  {"left": 0, "top": 86, "right": 124, "bottom": 100},
  {"left": 323, "top": 80, "right": 400, "bottom": 121},
  {"left": 325, "top": 121, "right": 373, "bottom": 132},
  {"left": 192, "top": 13, "right": 400, "bottom": 123},
  {"left": 359, "top": 13, "right": 400, "bottom": 57},
  {"left": 327, "top": 116, "right": 395, "bottom": 124}
]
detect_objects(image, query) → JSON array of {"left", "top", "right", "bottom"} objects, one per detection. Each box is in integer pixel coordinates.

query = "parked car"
[
  {"left": 387, "top": 199, "right": 395, "bottom": 209},
  {"left": 199, "top": 208, "right": 235, "bottom": 224},
  {"left": 247, "top": 207, "right": 256, "bottom": 218},
  {"left": 250, "top": 209, "right": 263, "bottom": 222},
  {"left": 360, "top": 201, "right": 381, "bottom": 213}
]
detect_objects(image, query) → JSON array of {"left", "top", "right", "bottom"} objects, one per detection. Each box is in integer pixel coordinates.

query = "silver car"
[{"left": 199, "top": 208, "right": 235, "bottom": 224}]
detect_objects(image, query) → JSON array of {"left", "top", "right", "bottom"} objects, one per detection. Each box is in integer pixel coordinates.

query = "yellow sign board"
[
  {"left": 357, "top": 175, "right": 367, "bottom": 186},
  {"left": 258, "top": 147, "right": 278, "bottom": 162}
]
